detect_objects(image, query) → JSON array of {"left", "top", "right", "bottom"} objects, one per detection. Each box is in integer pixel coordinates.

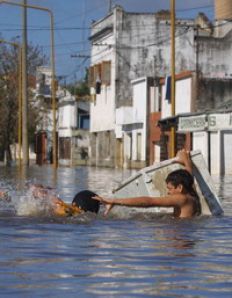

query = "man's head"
[
  {"left": 72, "top": 190, "right": 100, "bottom": 214},
  {"left": 165, "top": 169, "right": 194, "bottom": 195}
]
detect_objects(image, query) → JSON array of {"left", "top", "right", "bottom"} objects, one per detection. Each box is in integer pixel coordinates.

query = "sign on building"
[
  {"left": 208, "top": 113, "right": 232, "bottom": 130},
  {"left": 178, "top": 115, "right": 207, "bottom": 132}
]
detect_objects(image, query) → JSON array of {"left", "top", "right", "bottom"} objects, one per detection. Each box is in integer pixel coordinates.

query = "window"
[
  {"left": 88, "top": 61, "right": 111, "bottom": 87},
  {"left": 77, "top": 108, "right": 90, "bottom": 130},
  {"left": 102, "top": 61, "right": 111, "bottom": 86}
]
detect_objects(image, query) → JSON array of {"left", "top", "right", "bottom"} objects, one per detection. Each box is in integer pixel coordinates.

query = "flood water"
[{"left": 0, "top": 165, "right": 231, "bottom": 297}]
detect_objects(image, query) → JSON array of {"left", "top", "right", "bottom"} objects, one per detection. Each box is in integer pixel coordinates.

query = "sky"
[{"left": 0, "top": 0, "right": 215, "bottom": 83}]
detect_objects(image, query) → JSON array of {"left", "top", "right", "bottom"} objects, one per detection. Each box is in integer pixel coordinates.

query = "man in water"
[
  {"left": 0, "top": 185, "right": 100, "bottom": 217},
  {"left": 30, "top": 185, "right": 100, "bottom": 216},
  {"left": 94, "top": 149, "right": 201, "bottom": 218}
]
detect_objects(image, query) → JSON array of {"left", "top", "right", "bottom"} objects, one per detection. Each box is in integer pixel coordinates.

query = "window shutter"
[{"left": 102, "top": 61, "right": 111, "bottom": 86}]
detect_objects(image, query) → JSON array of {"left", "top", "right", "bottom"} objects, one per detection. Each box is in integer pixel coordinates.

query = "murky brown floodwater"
[{"left": 0, "top": 165, "right": 231, "bottom": 297}]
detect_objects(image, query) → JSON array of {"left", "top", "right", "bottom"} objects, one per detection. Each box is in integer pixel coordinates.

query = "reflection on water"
[{"left": 0, "top": 165, "right": 232, "bottom": 297}]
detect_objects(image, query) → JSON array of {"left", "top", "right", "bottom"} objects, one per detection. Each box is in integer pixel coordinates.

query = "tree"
[
  {"left": 0, "top": 37, "right": 48, "bottom": 164},
  {"left": 66, "top": 68, "right": 90, "bottom": 98}
]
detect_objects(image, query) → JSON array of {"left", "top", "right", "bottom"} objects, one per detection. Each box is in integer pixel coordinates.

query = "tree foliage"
[
  {"left": 67, "top": 81, "right": 90, "bottom": 97},
  {"left": 0, "top": 36, "right": 48, "bottom": 163},
  {"left": 66, "top": 68, "right": 90, "bottom": 97}
]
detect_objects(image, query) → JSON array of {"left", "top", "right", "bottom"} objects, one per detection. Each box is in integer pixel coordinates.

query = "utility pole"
[
  {"left": 108, "top": 0, "right": 112, "bottom": 13},
  {"left": 170, "top": 0, "right": 176, "bottom": 158},
  {"left": 22, "top": 0, "right": 29, "bottom": 165}
]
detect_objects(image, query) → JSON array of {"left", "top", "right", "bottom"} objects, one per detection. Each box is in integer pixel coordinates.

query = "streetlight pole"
[
  {"left": 0, "top": 0, "right": 57, "bottom": 167},
  {"left": 170, "top": 0, "right": 176, "bottom": 158}
]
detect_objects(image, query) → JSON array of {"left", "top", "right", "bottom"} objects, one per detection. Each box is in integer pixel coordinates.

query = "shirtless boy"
[{"left": 94, "top": 149, "right": 201, "bottom": 218}]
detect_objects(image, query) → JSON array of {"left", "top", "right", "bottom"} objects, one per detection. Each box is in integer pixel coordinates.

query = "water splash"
[{"left": 0, "top": 186, "right": 57, "bottom": 217}]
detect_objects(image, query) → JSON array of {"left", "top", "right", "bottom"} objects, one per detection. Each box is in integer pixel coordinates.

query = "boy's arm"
[
  {"left": 94, "top": 194, "right": 186, "bottom": 209},
  {"left": 175, "top": 149, "right": 193, "bottom": 174}
]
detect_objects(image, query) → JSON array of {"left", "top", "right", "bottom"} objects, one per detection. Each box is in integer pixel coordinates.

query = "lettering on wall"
[
  {"left": 178, "top": 115, "right": 206, "bottom": 132},
  {"left": 208, "top": 113, "right": 232, "bottom": 130},
  {"left": 178, "top": 113, "right": 232, "bottom": 132}
]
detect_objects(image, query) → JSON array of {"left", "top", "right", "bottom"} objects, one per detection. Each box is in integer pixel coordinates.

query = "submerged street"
[{"left": 0, "top": 165, "right": 231, "bottom": 297}]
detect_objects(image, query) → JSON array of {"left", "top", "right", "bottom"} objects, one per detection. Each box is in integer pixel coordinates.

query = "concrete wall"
[
  {"left": 89, "top": 130, "right": 116, "bottom": 167},
  {"left": 197, "top": 79, "right": 232, "bottom": 111},
  {"left": 116, "top": 8, "right": 196, "bottom": 106},
  {"left": 71, "top": 131, "right": 90, "bottom": 166},
  {"left": 198, "top": 32, "right": 232, "bottom": 77}
]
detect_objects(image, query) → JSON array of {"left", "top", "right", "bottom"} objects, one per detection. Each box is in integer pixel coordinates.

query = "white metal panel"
[{"left": 113, "top": 150, "right": 223, "bottom": 216}]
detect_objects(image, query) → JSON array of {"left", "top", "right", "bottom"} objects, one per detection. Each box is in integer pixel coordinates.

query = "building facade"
[
  {"left": 59, "top": 96, "right": 90, "bottom": 167},
  {"left": 35, "top": 67, "right": 90, "bottom": 166},
  {"left": 88, "top": 6, "right": 197, "bottom": 168},
  {"left": 89, "top": 4, "right": 232, "bottom": 169}
]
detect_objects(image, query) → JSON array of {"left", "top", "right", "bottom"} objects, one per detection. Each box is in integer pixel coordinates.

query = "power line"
[
  {"left": 2, "top": 19, "right": 229, "bottom": 50},
  {"left": 0, "top": 26, "right": 90, "bottom": 31},
  {"left": 176, "top": 5, "right": 213, "bottom": 12}
]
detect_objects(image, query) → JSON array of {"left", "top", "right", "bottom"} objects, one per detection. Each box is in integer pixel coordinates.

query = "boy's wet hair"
[
  {"left": 72, "top": 190, "right": 100, "bottom": 213},
  {"left": 166, "top": 169, "right": 201, "bottom": 215},
  {"left": 166, "top": 169, "right": 194, "bottom": 191}
]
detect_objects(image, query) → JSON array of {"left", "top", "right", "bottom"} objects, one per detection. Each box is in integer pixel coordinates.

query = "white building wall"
[
  {"left": 90, "top": 85, "right": 115, "bottom": 132},
  {"left": 133, "top": 79, "right": 147, "bottom": 122},
  {"left": 90, "top": 26, "right": 115, "bottom": 132},
  {"left": 192, "top": 131, "right": 209, "bottom": 168},
  {"left": 58, "top": 97, "right": 77, "bottom": 138},
  {"left": 120, "top": 77, "right": 149, "bottom": 167},
  {"left": 210, "top": 131, "right": 220, "bottom": 175},
  {"left": 124, "top": 132, "right": 132, "bottom": 161},
  {"left": 221, "top": 131, "right": 232, "bottom": 174},
  {"left": 176, "top": 78, "right": 192, "bottom": 114},
  {"left": 59, "top": 104, "right": 76, "bottom": 128},
  {"left": 161, "top": 77, "right": 192, "bottom": 118},
  {"left": 132, "top": 78, "right": 148, "bottom": 161}
]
